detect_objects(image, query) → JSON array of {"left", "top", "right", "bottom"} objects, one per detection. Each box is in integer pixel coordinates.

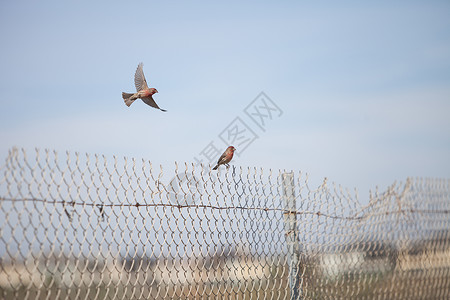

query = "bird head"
[
  {"left": 228, "top": 146, "right": 236, "bottom": 153},
  {"left": 150, "top": 88, "right": 158, "bottom": 94}
]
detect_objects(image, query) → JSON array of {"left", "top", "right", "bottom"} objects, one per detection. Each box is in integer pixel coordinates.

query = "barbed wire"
[{"left": 1, "top": 197, "right": 450, "bottom": 222}]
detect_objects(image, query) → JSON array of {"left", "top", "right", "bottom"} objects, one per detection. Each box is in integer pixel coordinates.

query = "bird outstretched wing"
[
  {"left": 141, "top": 96, "right": 167, "bottom": 112},
  {"left": 134, "top": 62, "right": 149, "bottom": 92}
]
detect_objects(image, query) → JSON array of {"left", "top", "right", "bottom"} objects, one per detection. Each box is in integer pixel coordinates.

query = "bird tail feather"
[
  {"left": 122, "top": 92, "right": 136, "bottom": 107},
  {"left": 212, "top": 165, "right": 219, "bottom": 170}
]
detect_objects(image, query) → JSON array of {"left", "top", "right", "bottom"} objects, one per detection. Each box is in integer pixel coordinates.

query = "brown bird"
[
  {"left": 212, "top": 146, "right": 236, "bottom": 170},
  {"left": 122, "top": 62, "right": 167, "bottom": 111}
]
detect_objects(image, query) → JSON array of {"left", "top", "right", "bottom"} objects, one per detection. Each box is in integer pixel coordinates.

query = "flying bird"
[
  {"left": 122, "top": 62, "right": 167, "bottom": 112},
  {"left": 212, "top": 146, "right": 236, "bottom": 170}
]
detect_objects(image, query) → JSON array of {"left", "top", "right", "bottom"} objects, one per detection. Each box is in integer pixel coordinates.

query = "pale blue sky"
[{"left": 1, "top": 0, "right": 449, "bottom": 196}]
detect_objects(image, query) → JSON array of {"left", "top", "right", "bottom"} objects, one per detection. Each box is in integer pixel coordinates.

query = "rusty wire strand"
[{"left": 1, "top": 197, "right": 450, "bottom": 220}]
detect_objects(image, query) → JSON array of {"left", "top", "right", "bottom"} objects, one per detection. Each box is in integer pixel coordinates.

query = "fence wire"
[{"left": 0, "top": 147, "right": 449, "bottom": 299}]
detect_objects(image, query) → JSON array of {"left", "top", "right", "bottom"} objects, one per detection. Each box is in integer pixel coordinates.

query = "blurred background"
[{"left": 1, "top": 0, "right": 449, "bottom": 196}]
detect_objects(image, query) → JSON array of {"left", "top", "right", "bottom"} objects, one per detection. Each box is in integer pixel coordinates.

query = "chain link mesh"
[{"left": 0, "top": 147, "right": 449, "bottom": 299}]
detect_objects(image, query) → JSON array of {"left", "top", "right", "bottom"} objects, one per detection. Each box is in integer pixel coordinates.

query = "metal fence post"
[{"left": 282, "top": 172, "right": 302, "bottom": 300}]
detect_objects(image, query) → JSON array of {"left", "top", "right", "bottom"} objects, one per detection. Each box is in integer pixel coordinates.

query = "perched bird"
[
  {"left": 122, "top": 62, "right": 167, "bottom": 111},
  {"left": 212, "top": 146, "right": 236, "bottom": 170}
]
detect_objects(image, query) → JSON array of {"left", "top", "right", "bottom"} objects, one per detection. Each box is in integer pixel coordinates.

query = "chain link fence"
[{"left": 0, "top": 147, "right": 449, "bottom": 299}]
